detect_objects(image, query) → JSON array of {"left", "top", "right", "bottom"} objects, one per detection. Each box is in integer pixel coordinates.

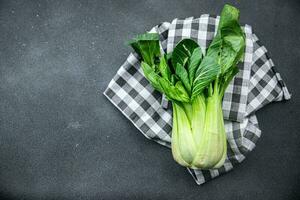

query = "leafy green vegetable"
[
  {"left": 175, "top": 63, "right": 191, "bottom": 95},
  {"left": 188, "top": 47, "right": 202, "bottom": 85},
  {"left": 127, "top": 33, "right": 161, "bottom": 66},
  {"left": 128, "top": 4, "right": 245, "bottom": 169},
  {"left": 171, "top": 39, "right": 199, "bottom": 68},
  {"left": 158, "top": 55, "right": 171, "bottom": 81}
]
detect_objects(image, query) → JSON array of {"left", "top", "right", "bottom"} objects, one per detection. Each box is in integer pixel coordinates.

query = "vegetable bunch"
[{"left": 128, "top": 4, "right": 245, "bottom": 169}]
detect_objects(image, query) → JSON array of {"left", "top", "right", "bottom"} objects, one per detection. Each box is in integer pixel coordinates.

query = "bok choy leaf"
[{"left": 128, "top": 4, "right": 245, "bottom": 169}]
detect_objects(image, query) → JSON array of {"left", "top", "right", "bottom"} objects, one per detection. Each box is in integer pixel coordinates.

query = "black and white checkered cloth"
[{"left": 103, "top": 15, "right": 291, "bottom": 185}]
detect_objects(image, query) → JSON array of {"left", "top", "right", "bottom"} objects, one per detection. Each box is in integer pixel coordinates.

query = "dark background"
[{"left": 0, "top": 0, "right": 299, "bottom": 199}]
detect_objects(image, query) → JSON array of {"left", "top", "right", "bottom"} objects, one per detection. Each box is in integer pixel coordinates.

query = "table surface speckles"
[{"left": 0, "top": 0, "right": 299, "bottom": 199}]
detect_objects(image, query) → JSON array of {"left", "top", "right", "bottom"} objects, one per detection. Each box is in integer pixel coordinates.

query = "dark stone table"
[{"left": 0, "top": 0, "right": 299, "bottom": 199}]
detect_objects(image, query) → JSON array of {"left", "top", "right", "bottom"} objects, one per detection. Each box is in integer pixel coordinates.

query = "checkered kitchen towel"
[{"left": 103, "top": 15, "right": 291, "bottom": 185}]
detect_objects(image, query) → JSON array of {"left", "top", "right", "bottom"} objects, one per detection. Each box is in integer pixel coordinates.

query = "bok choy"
[{"left": 128, "top": 4, "right": 245, "bottom": 169}]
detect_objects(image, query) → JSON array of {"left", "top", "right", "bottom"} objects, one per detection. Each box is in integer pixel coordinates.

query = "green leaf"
[
  {"left": 218, "top": 4, "right": 240, "bottom": 31},
  {"left": 192, "top": 4, "right": 245, "bottom": 99},
  {"left": 158, "top": 78, "right": 190, "bottom": 102},
  {"left": 128, "top": 33, "right": 161, "bottom": 66},
  {"left": 175, "top": 81, "right": 189, "bottom": 96},
  {"left": 170, "top": 74, "right": 177, "bottom": 85},
  {"left": 141, "top": 61, "right": 190, "bottom": 103},
  {"left": 158, "top": 55, "right": 171, "bottom": 81},
  {"left": 212, "top": 4, "right": 245, "bottom": 75},
  {"left": 188, "top": 47, "right": 202, "bottom": 85},
  {"left": 128, "top": 4, "right": 244, "bottom": 105},
  {"left": 176, "top": 63, "right": 191, "bottom": 95},
  {"left": 171, "top": 39, "right": 199, "bottom": 71},
  {"left": 166, "top": 52, "right": 172, "bottom": 61},
  {"left": 140, "top": 62, "right": 163, "bottom": 92},
  {"left": 192, "top": 56, "right": 220, "bottom": 99},
  {"left": 220, "top": 33, "right": 245, "bottom": 74}
]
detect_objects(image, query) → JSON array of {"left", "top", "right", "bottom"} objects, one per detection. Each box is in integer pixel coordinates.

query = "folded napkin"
[{"left": 103, "top": 15, "right": 291, "bottom": 184}]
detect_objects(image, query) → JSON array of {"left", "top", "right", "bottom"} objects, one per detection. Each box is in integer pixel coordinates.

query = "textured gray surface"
[{"left": 0, "top": 0, "right": 299, "bottom": 199}]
